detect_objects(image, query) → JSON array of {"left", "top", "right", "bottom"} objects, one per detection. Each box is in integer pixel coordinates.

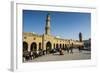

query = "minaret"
[
  {"left": 79, "top": 32, "right": 82, "bottom": 42},
  {"left": 45, "top": 14, "right": 50, "bottom": 35}
]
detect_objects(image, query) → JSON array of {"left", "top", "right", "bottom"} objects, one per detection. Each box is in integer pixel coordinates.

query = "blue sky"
[{"left": 23, "top": 10, "right": 91, "bottom": 40}]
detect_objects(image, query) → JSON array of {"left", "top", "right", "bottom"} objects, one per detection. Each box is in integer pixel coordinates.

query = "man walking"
[{"left": 70, "top": 43, "right": 74, "bottom": 54}]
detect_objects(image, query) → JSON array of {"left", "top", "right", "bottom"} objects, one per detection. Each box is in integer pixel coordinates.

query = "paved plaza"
[{"left": 24, "top": 48, "right": 91, "bottom": 63}]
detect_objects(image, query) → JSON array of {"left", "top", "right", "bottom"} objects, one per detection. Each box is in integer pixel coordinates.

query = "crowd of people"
[
  {"left": 23, "top": 49, "right": 45, "bottom": 61},
  {"left": 23, "top": 45, "right": 84, "bottom": 62}
]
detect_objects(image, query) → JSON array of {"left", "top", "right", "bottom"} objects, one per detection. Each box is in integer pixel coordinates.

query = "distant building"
[
  {"left": 83, "top": 38, "right": 91, "bottom": 49},
  {"left": 23, "top": 14, "right": 83, "bottom": 54}
]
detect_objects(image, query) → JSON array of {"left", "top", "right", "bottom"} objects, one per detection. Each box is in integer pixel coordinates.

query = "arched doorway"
[
  {"left": 46, "top": 41, "right": 52, "bottom": 54},
  {"left": 23, "top": 41, "right": 28, "bottom": 52},
  {"left": 54, "top": 43, "right": 55, "bottom": 49},
  {"left": 30, "top": 42, "right": 37, "bottom": 52},
  {"left": 63, "top": 44, "right": 64, "bottom": 48},
  {"left": 39, "top": 42, "right": 42, "bottom": 50},
  {"left": 60, "top": 44, "right": 61, "bottom": 48},
  {"left": 56, "top": 44, "right": 58, "bottom": 48}
]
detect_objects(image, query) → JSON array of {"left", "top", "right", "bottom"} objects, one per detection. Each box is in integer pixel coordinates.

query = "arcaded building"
[{"left": 23, "top": 14, "right": 83, "bottom": 54}]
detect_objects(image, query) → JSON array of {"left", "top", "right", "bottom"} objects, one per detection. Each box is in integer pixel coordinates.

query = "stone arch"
[
  {"left": 30, "top": 42, "right": 37, "bottom": 51},
  {"left": 60, "top": 44, "right": 61, "bottom": 48},
  {"left": 65, "top": 44, "right": 67, "bottom": 48},
  {"left": 63, "top": 44, "right": 64, "bottom": 48},
  {"left": 39, "top": 42, "right": 42, "bottom": 50},
  {"left": 56, "top": 43, "right": 58, "bottom": 48},
  {"left": 23, "top": 41, "right": 28, "bottom": 51},
  {"left": 46, "top": 41, "right": 52, "bottom": 54}
]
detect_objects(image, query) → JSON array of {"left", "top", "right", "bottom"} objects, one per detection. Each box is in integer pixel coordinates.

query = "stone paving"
[{"left": 24, "top": 49, "right": 91, "bottom": 63}]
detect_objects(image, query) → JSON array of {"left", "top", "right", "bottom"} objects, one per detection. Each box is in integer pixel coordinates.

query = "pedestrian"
[
  {"left": 78, "top": 46, "right": 82, "bottom": 52},
  {"left": 70, "top": 47, "right": 73, "bottom": 54},
  {"left": 66, "top": 47, "right": 69, "bottom": 53},
  {"left": 70, "top": 43, "right": 74, "bottom": 54},
  {"left": 59, "top": 48, "right": 64, "bottom": 55}
]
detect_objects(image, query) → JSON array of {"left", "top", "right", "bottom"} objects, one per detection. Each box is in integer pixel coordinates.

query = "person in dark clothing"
[
  {"left": 70, "top": 47, "right": 73, "bottom": 54},
  {"left": 70, "top": 43, "right": 74, "bottom": 54},
  {"left": 78, "top": 46, "right": 82, "bottom": 52},
  {"left": 66, "top": 47, "right": 69, "bottom": 53},
  {"left": 43, "top": 50, "right": 46, "bottom": 55},
  {"left": 59, "top": 48, "right": 64, "bottom": 55}
]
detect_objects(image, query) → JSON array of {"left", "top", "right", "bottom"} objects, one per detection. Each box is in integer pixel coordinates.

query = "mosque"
[{"left": 23, "top": 14, "right": 83, "bottom": 54}]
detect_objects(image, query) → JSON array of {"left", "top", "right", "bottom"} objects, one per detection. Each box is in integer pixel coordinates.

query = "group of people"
[
  {"left": 23, "top": 46, "right": 83, "bottom": 61},
  {"left": 57, "top": 47, "right": 74, "bottom": 55},
  {"left": 66, "top": 47, "right": 73, "bottom": 54},
  {"left": 67, "top": 46, "right": 83, "bottom": 54},
  {"left": 54, "top": 46, "right": 83, "bottom": 55},
  {"left": 59, "top": 48, "right": 64, "bottom": 55},
  {"left": 23, "top": 49, "right": 45, "bottom": 61}
]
